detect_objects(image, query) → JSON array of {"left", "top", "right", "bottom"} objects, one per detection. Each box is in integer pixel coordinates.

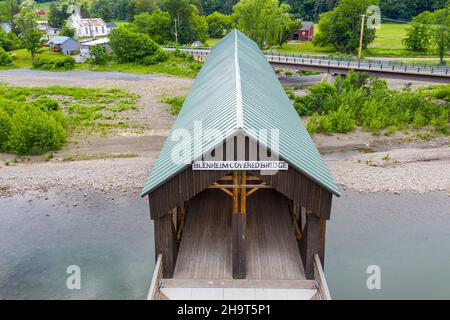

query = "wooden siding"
[{"left": 148, "top": 135, "right": 333, "bottom": 220}]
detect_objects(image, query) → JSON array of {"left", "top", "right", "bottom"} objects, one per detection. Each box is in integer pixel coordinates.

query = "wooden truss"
[{"left": 207, "top": 172, "right": 272, "bottom": 214}]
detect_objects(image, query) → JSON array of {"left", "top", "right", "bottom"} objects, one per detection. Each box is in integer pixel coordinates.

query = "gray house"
[{"left": 48, "top": 36, "right": 80, "bottom": 55}]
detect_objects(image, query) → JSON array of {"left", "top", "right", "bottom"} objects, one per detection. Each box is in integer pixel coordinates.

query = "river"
[{"left": 0, "top": 189, "right": 449, "bottom": 299}]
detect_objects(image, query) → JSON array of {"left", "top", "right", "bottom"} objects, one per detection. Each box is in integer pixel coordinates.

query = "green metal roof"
[{"left": 141, "top": 30, "right": 340, "bottom": 197}]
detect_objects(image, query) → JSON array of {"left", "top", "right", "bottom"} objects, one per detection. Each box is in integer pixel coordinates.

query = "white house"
[
  {"left": 66, "top": 6, "right": 109, "bottom": 38},
  {"left": 80, "top": 38, "right": 111, "bottom": 58}
]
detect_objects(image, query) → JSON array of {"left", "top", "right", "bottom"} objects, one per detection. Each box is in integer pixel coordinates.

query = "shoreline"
[{"left": 1, "top": 145, "right": 449, "bottom": 197}]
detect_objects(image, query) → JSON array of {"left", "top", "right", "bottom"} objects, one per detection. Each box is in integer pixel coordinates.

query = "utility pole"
[
  {"left": 358, "top": 14, "right": 366, "bottom": 61},
  {"left": 174, "top": 17, "right": 178, "bottom": 44}
]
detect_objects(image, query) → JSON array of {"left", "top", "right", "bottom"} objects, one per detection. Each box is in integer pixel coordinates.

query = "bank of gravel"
[{"left": 1, "top": 147, "right": 449, "bottom": 197}]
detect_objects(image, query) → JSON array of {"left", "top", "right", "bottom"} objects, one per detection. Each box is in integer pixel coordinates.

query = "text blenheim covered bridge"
[{"left": 142, "top": 30, "right": 340, "bottom": 300}]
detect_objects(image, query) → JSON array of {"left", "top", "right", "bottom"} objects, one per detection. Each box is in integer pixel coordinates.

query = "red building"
[
  {"left": 292, "top": 22, "right": 314, "bottom": 41},
  {"left": 36, "top": 10, "right": 46, "bottom": 15}
]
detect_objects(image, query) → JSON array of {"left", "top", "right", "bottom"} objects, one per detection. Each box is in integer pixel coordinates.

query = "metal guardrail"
[{"left": 162, "top": 46, "right": 450, "bottom": 77}]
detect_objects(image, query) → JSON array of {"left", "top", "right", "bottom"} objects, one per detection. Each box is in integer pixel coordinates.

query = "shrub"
[
  {"left": 0, "top": 47, "right": 12, "bottom": 66},
  {"left": 90, "top": 44, "right": 110, "bottom": 65},
  {"left": 331, "top": 106, "right": 355, "bottom": 133},
  {"left": 0, "top": 108, "right": 11, "bottom": 151},
  {"left": 412, "top": 110, "right": 427, "bottom": 129},
  {"left": 32, "top": 57, "right": 75, "bottom": 70},
  {"left": 7, "top": 106, "right": 66, "bottom": 154},
  {"left": 163, "top": 95, "right": 186, "bottom": 115},
  {"left": 306, "top": 113, "right": 333, "bottom": 134},
  {"left": 143, "top": 50, "right": 168, "bottom": 65},
  {"left": 54, "top": 56, "right": 75, "bottom": 69},
  {"left": 431, "top": 110, "right": 449, "bottom": 134},
  {"left": 109, "top": 27, "right": 163, "bottom": 63},
  {"left": 33, "top": 96, "right": 60, "bottom": 111}
]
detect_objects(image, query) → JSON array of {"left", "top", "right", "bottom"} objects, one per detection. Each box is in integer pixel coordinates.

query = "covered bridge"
[{"left": 142, "top": 30, "right": 340, "bottom": 300}]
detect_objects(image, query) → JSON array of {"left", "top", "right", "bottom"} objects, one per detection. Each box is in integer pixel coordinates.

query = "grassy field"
[
  {"left": 271, "top": 23, "right": 449, "bottom": 58},
  {"left": 6, "top": 48, "right": 67, "bottom": 69},
  {"left": 4, "top": 48, "right": 202, "bottom": 77}
]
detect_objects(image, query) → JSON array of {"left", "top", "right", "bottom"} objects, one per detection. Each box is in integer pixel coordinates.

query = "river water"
[{"left": 0, "top": 189, "right": 449, "bottom": 299}]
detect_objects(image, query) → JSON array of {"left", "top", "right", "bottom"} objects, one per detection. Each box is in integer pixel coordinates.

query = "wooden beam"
[
  {"left": 154, "top": 212, "right": 178, "bottom": 278},
  {"left": 212, "top": 182, "right": 234, "bottom": 197},
  {"left": 232, "top": 212, "right": 246, "bottom": 279},
  {"left": 299, "top": 212, "right": 321, "bottom": 279},
  {"left": 241, "top": 171, "right": 246, "bottom": 214}
]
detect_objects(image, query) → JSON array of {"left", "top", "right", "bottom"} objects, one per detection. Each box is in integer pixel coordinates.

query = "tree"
[
  {"left": 232, "top": 0, "right": 297, "bottom": 48},
  {"left": 127, "top": 0, "right": 158, "bottom": 20},
  {"left": 91, "top": 0, "right": 113, "bottom": 21},
  {"left": 201, "top": 0, "right": 238, "bottom": 15},
  {"left": 48, "top": 2, "right": 69, "bottom": 28},
  {"left": 206, "top": 11, "right": 233, "bottom": 38},
  {"left": 161, "top": 0, "right": 208, "bottom": 44},
  {"left": 89, "top": 44, "right": 109, "bottom": 65},
  {"left": 313, "top": 0, "right": 378, "bottom": 54},
  {"left": 433, "top": 5, "right": 450, "bottom": 63},
  {"left": 61, "top": 25, "right": 75, "bottom": 38},
  {"left": 13, "top": 0, "right": 43, "bottom": 60},
  {"left": 132, "top": 11, "right": 172, "bottom": 44},
  {"left": 109, "top": 27, "right": 164, "bottom": 63},
  {"left": 403, "top": 11, "right": 434, "bottom": 52}
]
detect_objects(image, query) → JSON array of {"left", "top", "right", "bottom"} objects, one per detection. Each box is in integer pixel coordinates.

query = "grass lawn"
[
  {"left": 6, "top": 48, "right": 67, "bottom": 69},
  {"left": 269, "top": 23, "right": 449, "bottom": 58},
  {"left": 4, "top": 48, "right": 201, "bottom": 78}
]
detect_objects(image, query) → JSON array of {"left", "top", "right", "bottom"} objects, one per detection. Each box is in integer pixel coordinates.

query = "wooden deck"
[{"left": 173, "top": 189, "right": 306, "bottom": 280}]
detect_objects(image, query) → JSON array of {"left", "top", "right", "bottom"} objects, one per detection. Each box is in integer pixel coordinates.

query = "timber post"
[
  {"left": 232, "top": 171, "right": 247, "bottom": 279},
  {"left": 154, "top": 212, "right": 178, "bottom": 278}
]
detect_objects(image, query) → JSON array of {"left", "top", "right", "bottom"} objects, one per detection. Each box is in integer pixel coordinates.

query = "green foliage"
[
  {"left": 32, "top": 56, "right": 75, "bottom": 70},
  {"left": 13, "top": 1, "right": 44, "bottom": 60},
  {"left": 142, "top": 50, "right": 168, "bottom": 65},
  {"left": 89, "top": 44, "right": 110, "bottom": 65},
  {"left": 60, "top": 25, "right": 75, "bottom": 38},
  {"left": 306, "top": 113, "right": 333, "bottom": 135},
  {"left": 162, "top": 95, "right": 186, "bottom": 115},
  {"left": 207, "top": 11, "right": 233, "bottom": 38},
  {"left": 296, "top": 71, "right": 449, "bottom": 135},
  {"left": 403, "top": 11, "right": 434, "bottom": 52},
  {"left": 0, "top": 47, "right": 13, "bottom": 66},
  {"left": 0, "top": 84, "right": 141, "bottom": 154},
  {"left": 132, "top": 11, "right": 172, "bottom": 44},
  {"left": 331, "top": 106, "right": 356, "bottom": 133},
  {"left": 160, "top": 0, "right": 208, "bottom": 44},
  {"left": 48, "top": 2, "right": 69, "bottom": 29},
  {"left": 431, "top": 109, "right": 449, "bottom": 133},
  {"left": 0, "top": 107, "right": 11, "bottom": 151},
  {"left": 313, "top": 0, "right": 378, "bottom": 54},
  {"left": 232, "top": 0, "right": 298, "bottom": 48},
  {"left": 7, "top": 106, "right": 66, "bottom": 154},
  {"left": 109, "top": 27, "right": 165, "bottom": 63}
]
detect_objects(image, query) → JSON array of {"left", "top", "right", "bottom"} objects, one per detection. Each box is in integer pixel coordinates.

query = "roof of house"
[
  {"left": 299, "top": 22, "right": 314, "bottom": 31},
  {"left": 80, "top": 38, "right": 110, "bottom": 46},
  {"left": 140, "top": 29, "right": 340, "bottom": 197},
  {"left": 106, "top": 22, "right": 118, "bottom": 28},
  {"left": 48, "top": 36, "right": 70, "bottom": 45},
  {"left": 79, "top": 18, "right": 106, "bottom": 27}
]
